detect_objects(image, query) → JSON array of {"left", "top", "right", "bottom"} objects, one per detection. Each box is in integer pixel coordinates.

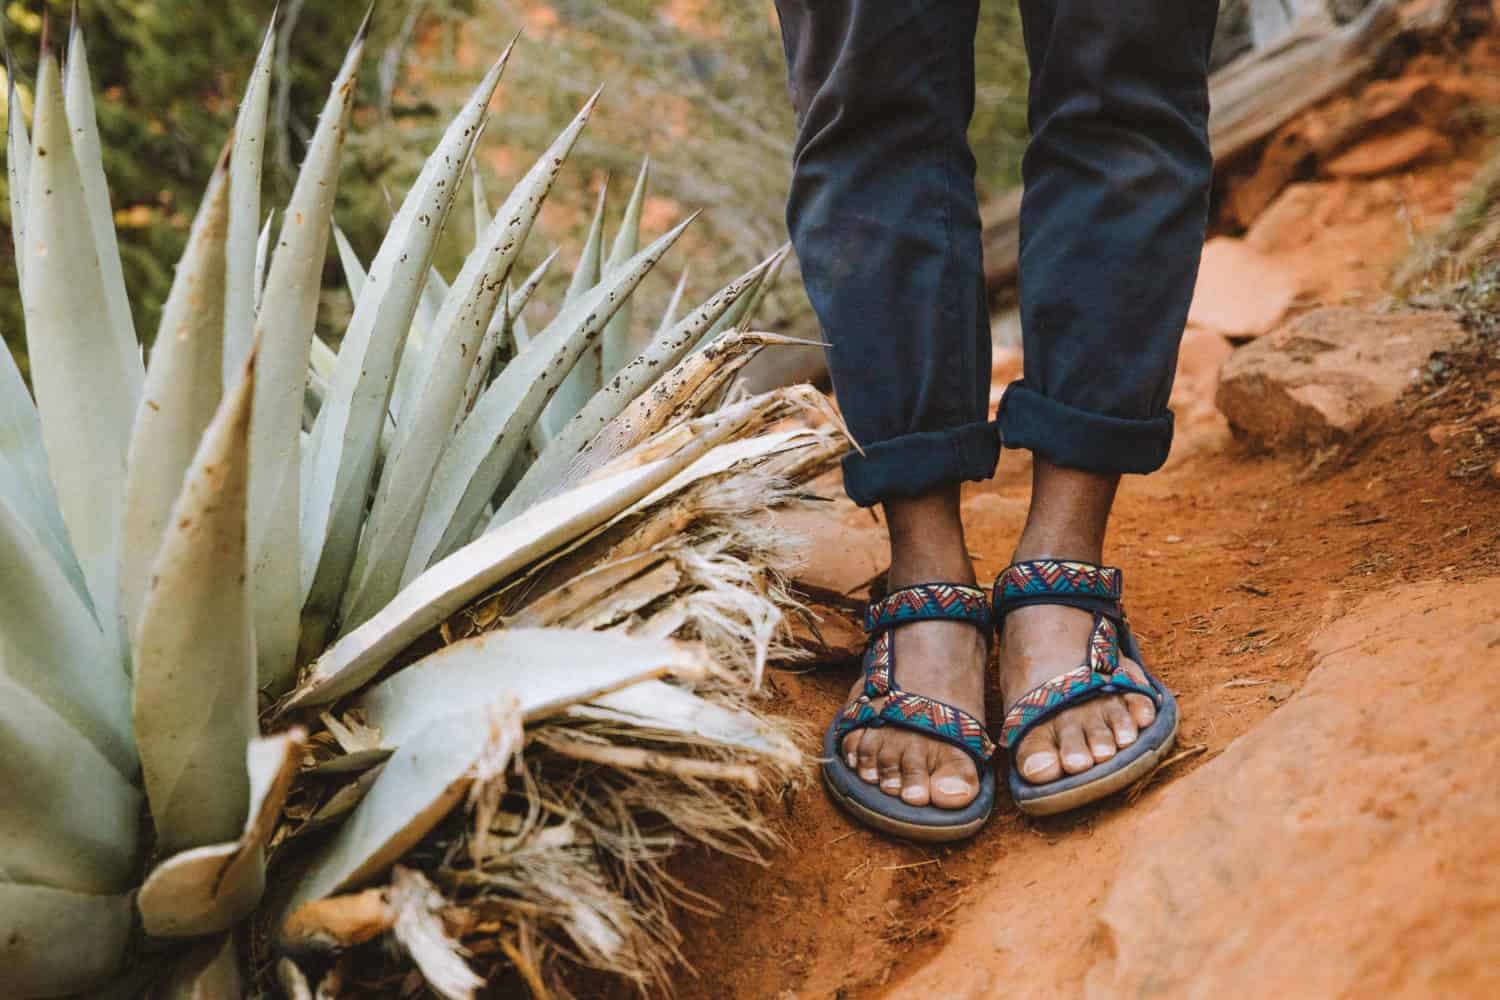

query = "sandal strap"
[
  {"left": 993, "top": 559, "right": 1123, "bottom": 620},
  {"left": 835, "top": 689, "right": 997, "bottom": 766},
  {"left": 863, "top": 583, "right": 991, "bottom": 634},
  {"left": 999, "top": 615, "right": 1160, "bottom": 749}
]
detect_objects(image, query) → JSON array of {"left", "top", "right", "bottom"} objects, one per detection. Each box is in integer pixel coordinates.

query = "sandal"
[
  {"left": 821, "top": 583, "right": 997, "bottom": 842},
  {"left": 993, "top": 560, "right": 1179, "bottom": 816}
]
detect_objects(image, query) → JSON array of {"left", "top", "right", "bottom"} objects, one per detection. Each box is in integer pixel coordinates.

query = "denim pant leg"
[
  {"left": 775, "top": 0, "right": 998, "bottom": 509},
  {"left": 1000, "top": 0, "right": 1219, "bottom": 474}
]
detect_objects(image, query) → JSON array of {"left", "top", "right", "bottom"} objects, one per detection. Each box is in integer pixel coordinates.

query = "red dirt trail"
[{"left": 652, "top": 21, "right": 1500, "bottom": 1000}]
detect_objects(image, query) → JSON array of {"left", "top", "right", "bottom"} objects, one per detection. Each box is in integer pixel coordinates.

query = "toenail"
[
  {"left": 1117, "top": 730, "right": 1137, "bottom": 746},
  {"left": 846, "top": 752, "right": 858, "bottom": 768},
  {"left": 881, "top": 778, "right": 902, "bottom": 792},
  {"left": 1064, "top": 752, "right": 1093, "bottom": 770},
  {"left": 1022, "top": 754, "right": 1056, "bottom": 778},
  {"left": 936, "top": 777, "right": 971, "bottom": 796},
  {"left": 860, "top": 768, "right": 878, "bottom": 781},
  {"left": 1092, "top": 743, "right": 1115, "bottom": 757}
]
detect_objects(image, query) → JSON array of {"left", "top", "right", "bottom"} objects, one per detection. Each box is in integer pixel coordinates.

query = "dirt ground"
[{"left": 647, "top": 20, "right": 1500, "bottom": 1000}]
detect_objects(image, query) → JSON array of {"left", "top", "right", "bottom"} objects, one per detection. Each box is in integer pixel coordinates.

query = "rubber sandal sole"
[
  {"left": 1008, "top": 685, "right": 1179, "bottom": 817},
  {"left": 820, "top": 723, "right": 994, "bottom": 843}
]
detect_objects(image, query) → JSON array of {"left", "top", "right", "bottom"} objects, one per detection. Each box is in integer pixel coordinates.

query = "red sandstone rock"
[
  {"left": 1187, "top": 237, "right": 1301, "bottom": 339},
  {"left": 1324, "top": 126, "right": 1453, "bottom": 178},
  {"left": 1215, "top": 307, "right": 1467, "bottom": 449}
]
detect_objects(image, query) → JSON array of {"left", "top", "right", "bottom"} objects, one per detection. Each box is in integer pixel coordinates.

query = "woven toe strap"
[
  {"left": 863, "top": 583, "right": 991, "bottom": 634},
  {"left": 836, "top": 690, "right": 998, "bottom": 767},
  {"left": 994, "top": 559, "right": 1123, "bottom": 620},
  {"left": 999, "top": 615, "right": 1160, "bottom": 750}
]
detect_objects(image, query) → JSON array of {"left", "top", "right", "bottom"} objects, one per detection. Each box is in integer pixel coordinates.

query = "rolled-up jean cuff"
[
  {"left": 998, "top": 382, "right": 1175, "bottom": 474},
  {"left": 840, "top": 421, "right": 1002, "bottom": 508}
]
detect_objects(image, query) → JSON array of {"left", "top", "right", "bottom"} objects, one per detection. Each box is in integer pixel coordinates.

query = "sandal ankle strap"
[
  {"left": 993, "top": 559, "right": 1123, "bottom": 621},
  {"left": 863, "top": 583, "right": 991, "bottom": 634}
]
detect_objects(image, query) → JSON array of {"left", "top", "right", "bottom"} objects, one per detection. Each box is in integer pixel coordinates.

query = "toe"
[
  {"left": 1056, "top": 717, "right": 1096, "bottom": 775},
  {"left": 1120, "top": 661, "right": 1158, "bottom": 728},
  {"left": 899, "top": 744, "right": 932, "bottom": 807},
  {"left": 1103, "top": 697, "right": 1139, "bottom": 748},
  {"left": 928, "top": 749, "right": 979, "bottom": 809},
  {"left": 842, "top": 730, "right": 862, "bottom": 770},
  {"left": 1015, "top": 723, "right": 1063, "bottom": 784},
  {"left": 876, "top": 741, "right": 904, "bottom": 797},
  {"left": 857, "top": 733, "right": 880, "bottom": 785},
  {"left": 1083, "top": 708, "right": 1117, "bottom": 763}
]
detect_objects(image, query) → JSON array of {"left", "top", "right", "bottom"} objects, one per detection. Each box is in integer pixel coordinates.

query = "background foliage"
[{"left": 0, "top": 0, "right": 1032, "bottom": 366}]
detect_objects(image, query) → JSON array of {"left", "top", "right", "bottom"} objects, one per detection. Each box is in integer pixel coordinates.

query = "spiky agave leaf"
[
  {"left": 7, "top": 69, "right": 30, "bottom": 289},
  {"left": 495, "top": 255, "right": 774, "bottom": 522},
  {"left": 247, "top": 23, "right": 365, "bottom": 695},
  {"left": 132, "top": 354, "right": 257, "bottom": 856},
  {"left": 0, "top": 883, "right": 134, "bottom": 998},
  {"left": 403, "top": 214, "right": 698, "bottom": 580},
  {"left": 599, "top": 157, "right": 651, "bottom": 380},
  {"left": 223, "top": 14, "right": 276, "bottom": 384},
  {"left": 136, "top": 730, "right": 304, "bottom": 937},
  {"left": 284, "top": 405, "right": 744, "bottom": 710},
  {"left": 536, "top": 176, "right": 610, "bottom": 441},
  {"left": 21, "top": 42, "right": 139, "bottom": 664},
  {"left": 655, "top": 266, "right": 691, "bottom": 339},
  {"left": 298, "top": 50, "right": 511, "bottom": 657},
  {"left": 121, "top": 149, "right": 230, "bottom": 642},
  {"left": 340, "top": 107, "right": 594, "bottom": 632}
]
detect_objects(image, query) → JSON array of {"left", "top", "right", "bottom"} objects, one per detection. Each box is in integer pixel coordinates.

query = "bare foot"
[{"left": 841, "top": 488, "right": 989, "bottom": 809}]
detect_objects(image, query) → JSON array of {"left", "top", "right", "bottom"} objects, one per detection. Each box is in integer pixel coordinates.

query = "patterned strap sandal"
[
  {"left": 821, "top": 583, "right": 997, "bottom": 842},
  {"left": 993, "top": 560, "right": 1179, "bottom": 817}
]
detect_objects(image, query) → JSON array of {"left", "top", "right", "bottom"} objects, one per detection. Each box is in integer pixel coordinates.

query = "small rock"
[
  {"left": 1426, "top": 422, "right": 1466, "bottom": 446},
  {"left": 1324, "top": 127, "right": 1452, "bottom": 179},
  {"left": 1216, "top": 307, "right": 1469, "bottom": 450},
  {"left": 1165, "top": 535, "right": 1184, "bottom": 544},
  {"left": 1187, "top": 238, "right": 1301, "bottom": 339}
]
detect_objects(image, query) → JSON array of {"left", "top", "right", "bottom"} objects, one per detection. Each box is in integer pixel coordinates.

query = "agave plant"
[{"left": 0, "top": 11, "right": 839, "bottom": 998}]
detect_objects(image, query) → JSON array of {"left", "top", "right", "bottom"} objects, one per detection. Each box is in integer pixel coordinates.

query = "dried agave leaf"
[
  {"left": 599, "top": 157, "right": 651, "bottom": 380},
  {"left": 537, "top": 179, "right": 610, "bottom": 443},
  {"left": 121, "top": 148, "right": 229, "bottom": 641},
  {"left": 281, "top": 701, "right": 521, "bottom": 919},
  {"left": 574, "top": 680, "right": 801, "bottom": 765},
  {"left": 341, "top": 85, "right": 582, "bottom": 633},
  {"left": 248, "top": 24, "right": 365, "bottom": 696},
  {"left": 505, "top": 550, "right": 669, "bottom": 628},
  {"left": 560, "top": 560, "right": 682, "bottom": 632},
  {"left": 0, "top": 491, "right": 134, "bottom": 779},
  {"left": 285, "top": 408, "right": 742, "bottom": 710},
  {"left": 299, "top": 50, "right": 511, "bottom": 659},
  {"left": 406, "top": 213, "right": 697, "bottom": 577},
  {"left": 21, "top": 45, "right": 138, "bottom": 663},
  {"left": 136, "top": 730, "right": 304, "bottom": 937},
  {"left": 302, "top": 762, "right": 386, "bottom": 826},
  {"left": 0, "top": 334, "right": 88, "bottom": 609},
  {"left": 389, "top": 867, "right": 484, "bottom": 1000},
  {"left": 0, "top": 672, "right": 141, "bottom": 894},
  {"left": 496, "top": 256, "right": 774, "bottom": 521},
  {"left": 356, "top": 629, "right": 712, "bottom": 747},
  {"left": 224, "top": 15, "right": 275, "bottom": 383},
  {"left": 133, "top": 354, "right": 257, "bottom": 855},
  {"left": 0, "top": 883, "right": 133, "bottom": 999},
  {"left": 280, "top": 889, "right": 392, "bottom": 952},
  {"left": 64, "top": 17, "right": 140, "bottom": 385},
  {"left": 157, "top": 934, "right": 241, "bottom": 1000}
]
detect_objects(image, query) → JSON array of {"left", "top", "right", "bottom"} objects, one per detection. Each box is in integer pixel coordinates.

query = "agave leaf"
[
  {"left": 311, "top": 334, "right": 340, "bottom": 385},
  {"left": 0, "top": 673, "right": 141, "bottom": 893},
  {"left": 357, "top": 629, "right": 712, "bottom": 746},
  {"left": 340, "top": 108, "right": 589, "bottom": 633},
  {"left": 247, "top": 27, "right": 364, "bottom": 695},
  {"left": 0, "top": 884, "right": 133, "bottom": 999},
  {"left": 121, "top": 149, "right": 229, "bottom": 643},
  {"left": 599, "top": 156, "right": 650, "bottom": 380},
  {"left": 137, "top": 730, "right": 304, "bottom": 938},
  {"left": 282, "top": 701, "right": 521, "bottom": 916},
  {"left": 487, "top": 248, "right": 557, "bottom": 376},
  {"left": 254, "top": 210, "right": 273, "bottom": 313},
  {"left": 573, "top": 680, "right": 801, "bottom": 764},
  {"left": 0, "top": 494, "right": 132, "bottom": 777},
  {"left": 133, "top": 353, "right": 257, "bottom": 856},
  {"left": 496, "top": 256, "right": 773, "bottom": 522},
  {"left": 158, "top": 934, "right": 242, "bottom": 1000},
  {"left": 224, "top": 15, "right": 275, "bottom": 384},
  {"left": 298, "top": 51, "right": 511, "bottom": 656},
  {"left": 470, "top": 158, "right": 489, "bottom": 250},
  {"left": 734, "top": 243, "right": 789, "bottom": 333},
  {"left": 506, "top": 550, "right": 669, "bottom": 627},
  {"left": 7, "top": 72, "right": 30, "bottom": 289},
  {"left": 405, "top": 213, "right": 696, "bottom": 578},
  {"left": 22, "top": 46, "right": 137, "bottom": 663},
  {"left": 537, "top": 178, "right": 609, "bottom": 442},
  {"left": 0, "top": 332, "right": 89, "bottom": 607},
  {"left": 655, "top": 266, "right": 690, "bottom": 339},
  {"left": 64, "top": 16, "right": 141, "bottom": 388},
  {"left": 699, "top": 245, "right": 783, "bottom": 348},
  {"left": 284, "top": 408, "right": 742, "bottom": 710},
  {"left": 332, "top": 223, "right": 367, "bottom": 301}
]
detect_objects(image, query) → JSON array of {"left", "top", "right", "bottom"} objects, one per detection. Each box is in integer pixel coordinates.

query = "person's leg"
[
  {"left": 776, "top": 0, "right": 995, "bottom": 809},
  {"left": 998, "top": 0, "right": 1218, "bottom": 783}
]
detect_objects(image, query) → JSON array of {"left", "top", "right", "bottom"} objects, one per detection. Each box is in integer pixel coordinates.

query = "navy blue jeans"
[{"left": 775, "top": 0, "right": 1218, "bottom": 507}]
